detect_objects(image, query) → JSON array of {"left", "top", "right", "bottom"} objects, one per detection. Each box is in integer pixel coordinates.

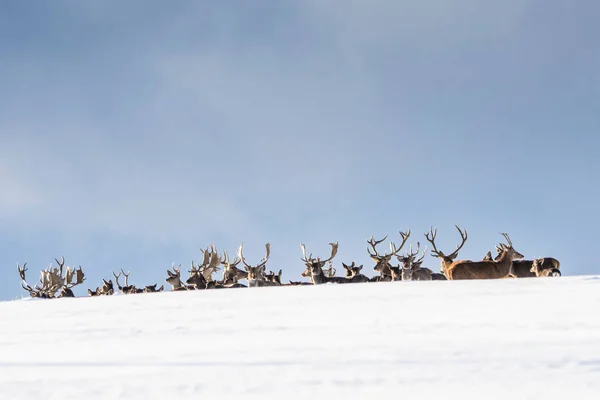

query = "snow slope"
[{"left": 2, "top": 276, "right": 600, "bottom": 399}]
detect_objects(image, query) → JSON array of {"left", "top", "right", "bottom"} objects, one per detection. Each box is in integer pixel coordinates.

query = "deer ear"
[
  {"left": 103, "top": 279, "right": 109, "bottom": 285},
  {"left": 278, "top": 269, "right": 282, "bottom": 276},
  {"left": 166, "top": 270, "right": 173, "bottom": 277},
  {"left": 244, "top": 265, "right": 250, "bottom": 272},
  {"left": 357, "top": 265, "right": 363, "bottom": 272}
]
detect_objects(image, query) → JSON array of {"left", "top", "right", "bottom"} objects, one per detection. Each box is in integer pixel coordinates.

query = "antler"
[
  {"left": 238, "top": 243, "right": 252, "bottom": 268},
  {"left": 321, "top": 242, "right": 338, "bottom": 264},
  {"left": 120, "top": 269, "right": 131, "bottom": 287},
  {"left": 500, "top": 232, "right": 513, "bottom": 248},
  {"left": 200, "top": 247, "right": 211, "bottom": 267},
  {"left": 367, "top": 235, "right": 388, "bottom": 258},
  {"left": 325, "top": 260, "right": 336, "bottom": 277},
  {"left": 425, "top": 225, "right": 467, "bottom": 259},
  {"left": 256, "top": 243, "right": 271, "bottom": 268},
  {"left": 390, "top": 230, "right": 411, "bottom": 256},
  {"left": 64, "top": 266, "right": 86, "bottom": 289},
  {"left": 54, "top": 256, "right": 65, "bottom": 277},
  {"left": 448, "top": 226, "right": 468, "bottom": 258},
  {"left": 414, "top": 244, "right": 427, "bottom": 265},
  {"left": 18, "top": 262, "right": 28, "bottom": 281},
  {"left": 112, "top": 270, "right": 123, "bottom": 289},
  {"left": 202, "top": 250, "right": 221, "bottom": 279},
  {"left": 300, "top": 244, "right": 314, "bottom": 263}
]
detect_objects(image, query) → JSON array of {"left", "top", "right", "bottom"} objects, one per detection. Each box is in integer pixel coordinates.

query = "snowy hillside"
[{"left": 2, "top": 276, "right": 600, "bottom": 399}]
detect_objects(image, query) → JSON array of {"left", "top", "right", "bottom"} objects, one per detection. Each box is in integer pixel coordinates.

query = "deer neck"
[
  {"left": 496, "top": 250, "right": 514, "bottom": 276},
  {"left": 310, "top": 267, "right": 327, "bottom": 284}
]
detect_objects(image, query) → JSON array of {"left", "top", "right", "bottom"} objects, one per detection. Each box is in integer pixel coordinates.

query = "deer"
[
  {"left": 88, "top": 278, "right": 114, "bottom": 296},
  {"left": 165, "top": 264, "right": 192, "bottom": 291},
  {"left": 221, "top": 251, "right": 248, "bottom": 284},
  {"left": 265, "top": 269, "right": 283, "bottom": 286},
  {"left": 186, "top": 248, "right": 222, "bottom": 289},
  {"left": 142, "top": 284, "right": 164, "bottom": 293},
  {"left": 18, "top": 262, "right": 54, "bottom": 298},
  {"left": 112, "top": 270, "right": 148, "bottom": 294},
  {"left": 238, "top": 242, "right": 275, "bottom": 287},
  {"left": 396, "top": 243, "right": 434, "bottom": 281},
  {"left": 300, "top": 242, "right": 351, "bottom": 284},
  {"left": 424, "top": 225, "right": 468, "bottom": 278},
  {"left": 484, "top": 247, "right": 561, "bottom": 278},
  {"left": 342, "top": 262, "right": 371, "bottom": 283},
  {"left": 530, "top": 258, "right": 561, "bottom": 277},
  {"left": 446, "top": 233, "right": 525, "bottom": 280},
  {"left": 367, "top": 230, "right": 411, "bottom": 282},
  {"left": 18, "top": 257, "right": 86, "bottom": 298}
]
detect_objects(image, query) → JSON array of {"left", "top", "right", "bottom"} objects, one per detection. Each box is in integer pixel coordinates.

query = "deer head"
[
  {"left": 238, "top": 242, "right": 271, "bottom": 283},
  {"left": 112, "top": 269, "right": 139, "bottom": 294},
  {"left": 424, "top": 225, "right": 468, "bottom": 275},
  {"left": 221, "top": 251, "right": 246, "bottom": 283},
  {"left": 300, "top": 242, "right": 338, "bottom": 279},
  {"left": 367, "top": 230, "right": 410, "bottom": 278},
  {"left": 166, "top": 264, "right": 187, "bottom": 290}
]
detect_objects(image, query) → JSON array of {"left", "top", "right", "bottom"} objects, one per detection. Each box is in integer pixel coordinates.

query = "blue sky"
[{"left": 1, "top": 0, "right": 599, "bottom": 300}]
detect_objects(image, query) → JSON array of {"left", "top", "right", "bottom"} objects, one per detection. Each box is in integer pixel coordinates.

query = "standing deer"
[
  {"left": 484, "top": 247, "right": 561, "bottom": 278},
  {"left": 238, "top": 242, "right": 275, "bottom": 287},
  {"left": 367, "top": 230, "right": 411, "bottom": 282},
  {"left": 446, "top": 233, "right": 524, "bottom": 280},
  {"left": 424, "top": 225, "right": 468, "bottom": 277},
  {"left": 300, "top": 242, "right": 350, "bottom": 284}
]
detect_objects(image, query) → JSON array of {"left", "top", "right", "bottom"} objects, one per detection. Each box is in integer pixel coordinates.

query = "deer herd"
[{"left": 16, "top": 226, "right": 561, "bottom": 299}]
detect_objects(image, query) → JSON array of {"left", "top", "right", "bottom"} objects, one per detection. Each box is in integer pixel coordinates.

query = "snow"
[{"left": 2, "top": 276, "right": 600, "bottom": 399}]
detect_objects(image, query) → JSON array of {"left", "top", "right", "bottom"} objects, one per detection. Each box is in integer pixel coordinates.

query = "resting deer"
[
  {"left": 186, "top": 248, "right": 222, "bottom": 289},
  {"left": 18, "top": 257, "right": 86, "bottom": 298},
  {"left": 166, "top": 264, "right": 191, "bottom": 291},
  {"left": 112, "top": 270, "right": 150, "bottom": 294},
  {"left": 300, "top": 242, "right": 350, "bottom": 284},
  {"left": 424, "top": 225, "right": 468, "bottom": 278},
  {"left": 367, "top": 230, "right": 411, "bottom": 282},
  {"left": 265, "top": 269, "right": 283, "bottom": 286},
  {"left": 446, "top": 233, "right": 524, "bottom": 280},
  {"left": 531, "top": 258, "right": 561, "bottom": 277},
  {"left": 238, "top": 242, "right": 275, "bottom": 287},
  {"left": 342, "top": 262, "right": 370, "bottom": 283},
  {"left": 143, "top": 283, "right": 164, "bottom": 293},
  {"left": 221, "top": 251, "right": 248, "bottom": 283},
  {"left": 396, "top": 243, "right": 434, "bottom": 281},
  {"left": 88, "top": 278, "right": 114, "bottom": 296}
]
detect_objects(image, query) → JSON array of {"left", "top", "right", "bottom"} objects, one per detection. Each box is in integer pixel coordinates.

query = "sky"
[{"left": 1, "top": 0, "right": 599, "bottom": 300}]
